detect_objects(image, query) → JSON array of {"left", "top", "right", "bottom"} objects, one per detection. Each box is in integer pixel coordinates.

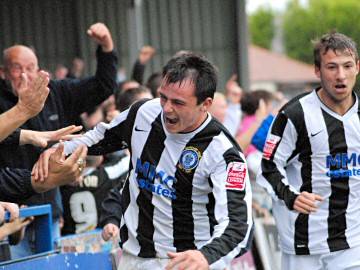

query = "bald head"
[
  {"left": 3, "top": 45, "right": 39, "bottom": 95},
  {"left": 209, "top": 92, "right": 228, "bottom": 123}
]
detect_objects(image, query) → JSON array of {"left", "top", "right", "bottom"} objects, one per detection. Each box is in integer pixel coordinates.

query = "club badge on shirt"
[
  {"left": 225, "top": 162, "right": 247, "bottom": 191},
  {"left": 263, "top": 134, "right": 281, "bottom": 160},
  {"left": 178, "top": 146, "right": 202, "bottom": 173}
]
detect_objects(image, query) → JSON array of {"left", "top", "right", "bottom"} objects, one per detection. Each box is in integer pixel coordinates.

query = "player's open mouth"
[
  {"left": 335, "top": 84, "right": 346, "bottom": 89},
  {"left": 165, "top": 116, "right": 178, "bottom": 125}
]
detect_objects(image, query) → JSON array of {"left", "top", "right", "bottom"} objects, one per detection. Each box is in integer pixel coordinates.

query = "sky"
[{"left": 246, "top": 0, "right": 308, "bottom": 14}]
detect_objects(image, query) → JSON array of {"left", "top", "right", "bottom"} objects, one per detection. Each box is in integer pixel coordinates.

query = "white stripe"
[
  {"left": 63, "top": 109, "right": 130, "bottom": 155},
  {"left": 104, "top": 154, "right": 130, "bottom": 179}
]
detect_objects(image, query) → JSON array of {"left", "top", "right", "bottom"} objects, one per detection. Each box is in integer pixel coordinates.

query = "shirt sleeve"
[
  {"left": 63, "top": 99, "right": 147, "bottom": 156},
  {"left": 199, "top": 147, "right": 253, "bottom": 269},
  {"left": 99, "top": 184, "right": 123, "bottom": 228},
  {"left": 53, "top": 46, "right": 117, "bottom": 120},
  {"left": 0, "top": 168, "right": 35, "bottom": 202},
  {"left": 256, "top": 111, "right": 299, "bottom": 210},
  {"left": 251, "top": 114, "right": 274, "bottom": 151},
  {"left": 0, "top": 128, "right": 21, "bottom": 146}
]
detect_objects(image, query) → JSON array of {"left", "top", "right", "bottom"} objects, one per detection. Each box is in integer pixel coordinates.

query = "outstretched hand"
[{"left": 20, "top": 125, "right": 83, "bottom": 148}]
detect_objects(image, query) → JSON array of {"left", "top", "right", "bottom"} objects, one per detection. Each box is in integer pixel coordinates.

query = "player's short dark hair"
[
  {"left": 313, "top": 32, "right": 358, "bottom": 68},
  {"left": 162, "top": 52, "right": 217, "bottom": 104}
]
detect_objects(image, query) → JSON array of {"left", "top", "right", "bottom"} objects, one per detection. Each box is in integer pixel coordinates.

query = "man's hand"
[
  {"left": 102, "top": 223, "right": 119, "bottom": 241},
  {"left": 0, "top": 202, "right": 19, "bottom": 222},
  {"left": 32, "top": 143, "right": 87, "bottom": 189},
  {"left": 166, "top": 250, "right": 209, "bottom": 270},
  {"left": 293, "top": 191, "right": 323, "bottom": 214},
  {"left": 138, "top": 46, "right": 156, "bottom": 64},
  {"left": 16, "top": 71, "right": 50, "bottom": 118},
  {"left": 87, "top": 22, "right": 114, "bottom": 52},
  {"left": 20, "top": 125, "right": 83, "bottom": 148}
]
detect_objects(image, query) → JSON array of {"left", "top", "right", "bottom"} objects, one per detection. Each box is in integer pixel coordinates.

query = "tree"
[
  {"left": 283, "top": 0, "right": 360, "bottom": 64},
  {"left": 249, "top": 7, "right": 275, "bottom": 49}
]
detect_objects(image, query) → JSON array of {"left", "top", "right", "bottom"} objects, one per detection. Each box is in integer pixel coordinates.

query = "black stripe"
[
  {"left": 322, "top": 109, "right": 350, "bottom": 252},
  {"left": 172, "top": 120, "right": 221, "bottom": 251},
  {"left": 261, "top": 112, "right": 297, "bottom": 209},
  {"left": 120, "top": 178, "right": 130, "bottom": 245},
  {"left": 287, "top": 102, "right": 312, "bottom": 255},
  {"left": 136, "top": 113, "right": 166, "bottom": 257},
  {"left": 200, "top": 147, "right": 249, "bottom": 264},
  {"left": 206, "top": 177, "right": 217, "bottom": 236},
  {"left": 88, "top": 99, "right": 148, "bottom": 155}
]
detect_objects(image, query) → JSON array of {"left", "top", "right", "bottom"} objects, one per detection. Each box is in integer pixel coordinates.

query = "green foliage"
[
  {"left": 283, "top": 0, "right": 360, "bottom": 65},
  {"left": 249, "top": 7, "right": 275, "bottom": 49}
]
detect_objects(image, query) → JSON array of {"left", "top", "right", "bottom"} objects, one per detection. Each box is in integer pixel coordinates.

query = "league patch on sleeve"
[
  {"left": 225, "top": 162, "right": 247, "bottom": 191},
  {"left": 263, "top": 134, "right": 281, "bottom": 160}
]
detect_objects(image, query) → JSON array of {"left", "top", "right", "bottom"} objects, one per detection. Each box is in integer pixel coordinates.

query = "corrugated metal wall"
[
  {"left": 0, "top": 0, "right": 238, "bottom": 88},
  {"left": 141, "top": 0, "right": 238, "bottom": 88},
  {"left": 0, "top": 0, "right": 130, "bottom": 75}
]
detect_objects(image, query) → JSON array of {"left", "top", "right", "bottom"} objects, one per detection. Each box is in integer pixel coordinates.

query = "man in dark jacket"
[{"left": 0, "top": 22, "right": 117, "bottom": 258}]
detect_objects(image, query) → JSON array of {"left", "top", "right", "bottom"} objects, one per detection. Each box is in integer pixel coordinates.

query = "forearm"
[
  {"left": 0, "top": 105, "right": 31, "bottom": 142},
  {"left": 19, "top": 130, "right": 36, "bottom": 145},
  {"left": 99, "top": 186, "right": 122, "bottom": 227},
  {"left": 131, "top": 60, "right": 145, "bottom": 84}
]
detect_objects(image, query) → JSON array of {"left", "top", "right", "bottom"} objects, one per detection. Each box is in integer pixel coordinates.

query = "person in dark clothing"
[
  {"left": 130, "top": 45, "right": 156, "bottom": 85},
  {"left": 1, "top": 22, "right": 117, "bottom": 258},
  {"left": 0, "top": 144, "right": 87, "bottom": 203}
]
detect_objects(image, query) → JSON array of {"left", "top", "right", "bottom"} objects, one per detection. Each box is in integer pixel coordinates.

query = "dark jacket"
[
  {"left": 0, "top": 168, "right": 34, "bottom": 203},
  {"left": 0, "top": 47, "right": 117, "bottom": 217}
]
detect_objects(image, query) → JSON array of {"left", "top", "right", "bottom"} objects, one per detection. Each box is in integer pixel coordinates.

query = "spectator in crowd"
[
  {"left": 146, "top": 72, "right": 162, "bottom": 98},
  {"left": 131, "top": 45, "right": 156, "bottom": 85},
  {"left": 208, "top": 92, "right": 228, "bottom": 123},
  {"left": 115, "top": 85, "right": 153, "bottom": 112},
  {"left": 54, "top": 64, "right": 69, "bottom": 80},
  {"left": 0, "top": 22, "right": 117, "bottom": 258},
  {"left": 0, "top": 68, "right": 87, "bottom": 201},
  {"left": 223, "top": 74, "right": 243, "bottom": 136},
  {"left": 236, "top": 90, "right": 274, "bottom": 157},
  {"left": 35, "top": 52, "right": 253, "bottom": 270},
  {"left": 67, "top": 57, "right": 85, "bottom": 79},
  {"left": 257, "top": 32, "right": 360, "bottom": 270}
]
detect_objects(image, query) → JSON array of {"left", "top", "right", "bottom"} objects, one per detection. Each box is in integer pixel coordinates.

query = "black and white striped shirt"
[
  {"left": 64, "top": 98, "right": 253, "bottom": 269},
  {"left": 257, "top": 89, "right": 360, "bottom": 255}
]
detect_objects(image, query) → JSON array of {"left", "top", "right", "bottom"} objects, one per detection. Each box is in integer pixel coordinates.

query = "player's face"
[
  {"left": 315, "top": 49, "right": 359, "bottom": 110},
  {"left": 159, "top": 78, "right": 212, "bottom": 134}
]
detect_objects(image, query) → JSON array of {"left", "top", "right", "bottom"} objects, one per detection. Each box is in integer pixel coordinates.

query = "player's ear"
[{"left": 201, "top": 97, "right": 213, "bottom": 112}]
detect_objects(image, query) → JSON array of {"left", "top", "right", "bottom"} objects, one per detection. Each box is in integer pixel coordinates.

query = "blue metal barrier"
[
  {"left": 0, "top": 252, "right": 112, "bottom": 270},
  {"left": 0, "top": 206, "right": 113, "bottom": 270},
  {"left": 4, "top": 204, "right": 53, "bottom": 253}
]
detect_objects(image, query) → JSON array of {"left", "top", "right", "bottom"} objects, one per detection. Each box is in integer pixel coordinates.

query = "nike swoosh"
[
  {"left": 310, "top": 130, "right": 323, "bottom": 137},
  {"left": 135, "top": 126, "right": 147, "bottom": 132}
]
